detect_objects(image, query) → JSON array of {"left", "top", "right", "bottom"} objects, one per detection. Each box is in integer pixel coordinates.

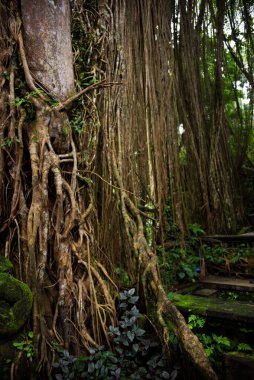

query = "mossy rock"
[
  {"left": 170, "top": 293, "right": 254, "bottom": 323},
  {"left": 0, "top": 273, "right": 33, "bottom": 335},
  {"left": 0, "top": 256, "right": 13, "bottom": 273},
  {"left": 224, "top": 351, "right": 254, "bottom": 380}
]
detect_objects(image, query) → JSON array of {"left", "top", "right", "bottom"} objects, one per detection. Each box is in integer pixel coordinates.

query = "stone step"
[
  {"left": 200, "top": 275, "right": 254, "bottom": 292},
  {"left": 193, "top": 288, "right": 218, "bottom": 297},
  {"left": 171, "top": 293, "right": 254, "bottom": 323},
  {"left": 224, "top": 352, "right": 254, "bottom": 380},
  {"left": 202, "top": 233, "right": 254, "bottom": 243}
]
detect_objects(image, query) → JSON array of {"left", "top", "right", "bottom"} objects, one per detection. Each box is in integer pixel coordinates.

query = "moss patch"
[
  {"left": 0, "top": 273, "right": 33, "bottom": 335},
  {"left": 0, "top": 256, "right": 13, "bottom": 273},
  {"left": 226, "top": 351, "right": 254, "bottom": 359},
  {"left": 170, "top": 293, "right": 254, "bottom": 323}
]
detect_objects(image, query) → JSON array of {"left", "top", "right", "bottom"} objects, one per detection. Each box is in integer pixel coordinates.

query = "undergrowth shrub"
[
  {"left": 187, "top": 314, "right": 254, "bottom": 366},
  {"left": 158, "top": 223, "right": 204, "bottom": 288},
  {"left": 53, "top": 289, "right": 179, "bottom": 380}
]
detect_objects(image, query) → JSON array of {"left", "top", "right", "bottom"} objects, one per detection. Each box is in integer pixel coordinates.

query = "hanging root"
[
  {"left": 22, "top": 100, "right": 118, "bottom": 359},
  {"left": 0, "top": 2, "right": 120, "bottom": 377},
  {"left": 111, "top": 140, "right": 218, "bottom": 380},
  {"left": 7, "top": 25, "right": 118, "bottom": 362}
]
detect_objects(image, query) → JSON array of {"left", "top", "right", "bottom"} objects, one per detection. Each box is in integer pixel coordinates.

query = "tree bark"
[{"left": 21, "top": 0, "right": 74, "bottom": 100}]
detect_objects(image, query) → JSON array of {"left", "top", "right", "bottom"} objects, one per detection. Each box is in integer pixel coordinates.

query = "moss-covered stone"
[
  {"left": 224, "top": 351, "right": 254, "bottom": 380},
  {"left": 0, "top": 255, "right": 13, "bottom": 273},
  {"left": 226, "top": 351, "right": 254, "bottom": 359},
  {"left": 0, "top": 273, "right": 33, "bottom": 335},
  {"left": 170, "top": 293, "right": 254, "bottom": 323}
]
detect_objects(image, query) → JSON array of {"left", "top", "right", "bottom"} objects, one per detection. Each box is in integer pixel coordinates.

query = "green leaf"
[
  {"left": 213, "top": 335, "right": 231, "bottom": 348},
  {"left": 13, "top": 342, "right": 25, "bottom": 349},
  {"left": 178, "top": 272, "right": 185, "bottom": 279},
  {"left": 167, "top": 292, "right": 175, "bottom": 301},
  {"left": 205, "top": 347, "right": 214, "bottom": 357},
  {"left": 237, "top": 343, "right": 253, "bottom": 352},
  {"left": 135, "top": 328, "right": 145, "bottom": 337},
  {"left": 128, "top": 288, "right": 135, "bottom": 296},
  {"left": 127, "top": 331, "right": 135, "bottom": 342},
  {"left": 88, "top": 362, "right": 95, "bottom": 373},
  {"left": 132, "top": 343, "right": 139, "bottom": 353}
]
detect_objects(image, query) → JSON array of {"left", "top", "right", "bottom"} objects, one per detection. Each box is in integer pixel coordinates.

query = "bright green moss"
[
  {"left": 0, "top": 273, "right": 33, "bottom": 335},
  {"left": 0, "top": 256, "right": 13, "bottom": 273},
  {"left": 226, "top": 351, "right": 254, "bottom": 358},
  {"left": 170, "top": 293, "right": 254, "bottom": 323}
]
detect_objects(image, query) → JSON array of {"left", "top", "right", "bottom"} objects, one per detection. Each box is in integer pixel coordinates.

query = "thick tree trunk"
[
  {"left": 1, "top": 1, "right": 242, "bottom": 379},
  {"left": 99, "top": 1, "right": 218, "bottom": 378},
  {"left": 11, "top": 1, "right": 116, "bottom": 367},
  {"left": 21, "top": 0, "right": 74, "bottom": 100}
]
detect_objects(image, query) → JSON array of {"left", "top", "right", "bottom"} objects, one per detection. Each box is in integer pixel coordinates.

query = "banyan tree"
[{"left": 0, "top": 0, "right": 253, "bottom": 379}]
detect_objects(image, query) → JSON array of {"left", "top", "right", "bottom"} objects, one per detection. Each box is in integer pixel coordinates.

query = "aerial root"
[
  {"left": 111, "top": 139, "right": 218, "bottom": 380},
  {"left": 17, "top": 101, "right": 118, "bottom": 362}
]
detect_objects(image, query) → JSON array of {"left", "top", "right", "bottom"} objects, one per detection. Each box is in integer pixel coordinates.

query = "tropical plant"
[
  {"left": 13, "top": 331, "right": 34, "bottom": 361},
  {"left": 158, "top": 223, "right": 204, "bottom": 287},
  {"left": 53, "top": 289, "right": 178, "bottom": 380},
  {"left": 187, "top": 314, "right": 254, "bottom": 365}
]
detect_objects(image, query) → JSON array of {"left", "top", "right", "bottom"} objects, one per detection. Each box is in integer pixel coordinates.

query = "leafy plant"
[
  {"left": 187, "top": 315, "right": 232, "bottom": 362},
  {"left": 53, "top": 350, "right": 77, "bottom": 380},
  {"left": 70, "top": 111, "right": 84, "bottom": 135},
  {"left": 13, "top": 331, "right": 34, "bottom": 360},
  {"left": 53, "top": 289, "right": 178, "bottom": 380},
  {"left": 178, "top": 254, "right": 200, "bottom": 281},
  {"left": 187, "top": 224, "right": 205, "bottom": 240},
  {"left": 78, "top": 73, "right": 97, "bottom": 87},
  {"left": 158, "top": 222, "right": 204, "bottom": 286},
  {"left": 200, "top": 334, "right": 231, "bottom": 359},
  {"left": 14, "top": 89, "right": 46, "bottom": 108},
  {"left": 217, "top": 290, "right": 239, "bottom": 301},
  {"left": 108, "top": 288, "right": 177, "bottom": 379},
  {"left": 187, "top": 314, "right": 254, "bottom": 365},
  {"left": 187, "top": 314, "right": 206, "bottom": 330},
  {"left": 114, "top": 267, "right": 130, "bottom": 286},
  {"left": 1, "top": 137, "right": 12, "bottom": 148},
  {"left": 203, "top": 245, "right": 225, "bottom": 265},
  {"left": 203, "top": 242, "right": 254, "bottom": 276},
  {"left": 1, "top": 70, "right": 10, "bottom": 80},
  {"left": 237, "top": 343, "right": 253, "bottom": 352},
  {"left": 72, "top": 348, "right": 120, "bottom": 380}
]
